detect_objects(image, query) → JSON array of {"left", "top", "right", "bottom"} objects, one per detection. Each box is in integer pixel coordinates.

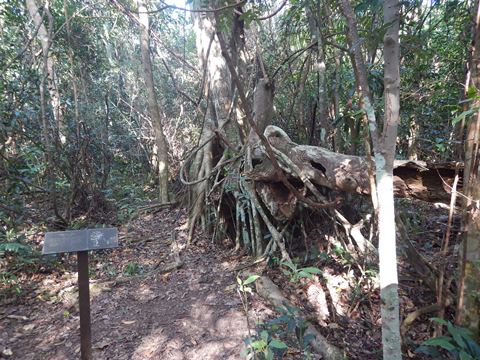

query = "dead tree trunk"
[{"left": 248, "top": 127, "right": 462, "bottom": 221}]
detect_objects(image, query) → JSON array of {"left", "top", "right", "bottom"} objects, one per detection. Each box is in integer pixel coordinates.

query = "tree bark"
[
  {"left": 377, "top": 0, "right": 402, "bottom": 358},
  {"left": 248, "top": 126, "right": 462, "bottom": 219},
  {"left": 25, "top": 0, "right": 66, "bottom": 144},
  {"left": 339, "top": 0, "right": 402, "bottom": 356},
  {"left": 306, "top": 0, "right": 330, "bottom": 146},
  {"left": 339, "top": 0, "right": 379, "bottom": 151},
  {"left": 137, "top": 0, "right": 170, "bottom": 203},
  {"left": 193, "top": 0, "right": 242, "bottom": 143},
  {"left": 456, "top": 0, "right": 480, "bottom": 336},
  {"left": 25, "top": 0, "right": 64, "bottom": 223}
]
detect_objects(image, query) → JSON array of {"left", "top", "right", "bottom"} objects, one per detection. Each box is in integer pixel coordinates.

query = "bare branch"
[{"left": 258, "top": 0, "right": 288, "bottom": 20}]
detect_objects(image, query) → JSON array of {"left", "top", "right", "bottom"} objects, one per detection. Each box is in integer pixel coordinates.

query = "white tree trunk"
[
  {"left": 340, "top": 0, "right": 402, "bottom": 357},
  {"left": 378, "top": 0, "right": 402, "bottom": 358}
]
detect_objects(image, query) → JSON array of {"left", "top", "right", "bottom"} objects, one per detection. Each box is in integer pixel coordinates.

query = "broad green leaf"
[
  {"left": 452, "top": 325, "right": 474, "bottom": 338},
  {"left": 430, "top": 317, "right": 448, "bottom": 326},
  {"left": 459, "top": 350, "right": 473, "bottom": 360},
  {"left": 301, "top": 267, "right": 322, "bottom": 274},
  {"left": 265, "top": 348, "right": 274, "bottom": 360},
  {"left": 423, "top": 336, "right": 455, "bottom": 351},
  {"left": 416, "top": 345, "right": 442, "bottom": 357},
  {"left": 243, "top": 337, "right": 252, "bottom": 346},
  {"left": 447, "top": 322, "right": 467, "bottom": 349},
  {"left": 260, "top": 330, "right": 269, "bottom": 342},
  {"left": 303, "top": 333, "right": 316, "bottom": 346},
  {"left": 269, "top": 339, "right": 288, "bottom": 349},
  {"left": 465, "top": 337, "right": 480, "bottom": 356},
  {"left": 287, "top": 319, "right": 296, "bottom": 333},
  {"left": 281, "top": 269, "right": 292, "bottom": 276},
  {"left": 298, "top": 271, "right": 314, "bottom": 280},
  {"left": 451, "top": 108, "right": 478, "bottom": 125},
  {"left": 281, "top": 261, "right": 297, "bottom": 271},
  {"left": 251, "top": 339, "right": 267, "bottom": 350},
  {"left": 243, "top": 275, "right": 260, "bottom": 285}
]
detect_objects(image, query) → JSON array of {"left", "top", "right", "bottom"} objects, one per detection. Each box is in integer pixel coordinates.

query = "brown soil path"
[{"left": 0, "top": 208, "right": 271, "bottom": 359}]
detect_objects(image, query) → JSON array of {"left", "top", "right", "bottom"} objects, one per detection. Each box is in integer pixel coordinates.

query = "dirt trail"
[{"left": 1, "top": 208, "right": 270, "bottom": 359}]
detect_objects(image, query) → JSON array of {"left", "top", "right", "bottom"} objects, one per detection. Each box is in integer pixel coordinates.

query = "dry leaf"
[
  {"left": 23, "top": 324, "right": 35, "bottom": 332},
  {"left": 94, "top": 340, "right": 111, "bottom": 349},
  {"left": 1, "top": 348, "right": 13, "bottom": 357},
  {"left": 7, "top": 315, "right": 28, "bottom": 321}
]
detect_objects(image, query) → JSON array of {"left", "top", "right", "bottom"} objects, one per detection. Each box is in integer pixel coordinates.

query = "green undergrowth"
[{"left": 416, "top": 318, "right": 480, "bottom": 360}]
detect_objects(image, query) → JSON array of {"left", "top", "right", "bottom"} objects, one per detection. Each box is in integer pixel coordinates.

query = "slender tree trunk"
[
  {"left": 333, "top": 54, "right": 342, "bottom": 152},
  {"left": 137, "top": 0, "right": 170, "bottom": 203},
  {"left": 456, "top": 0, "right": 480, "bottom": 336},
  {"left": 340, "top": 3, "right": 379, "bottom": 212},
  {"left": 297, "top": 54, "right": 311, "bottom": 141},
  {"left": 306, "top": 0, "right": 329, "bottom": 146},
  {"left": 26, "top": 0, "right": 64, "bottom": 222},
  {"left": 247, "top": 77, "right": 274, "bottom": 257},
  {"left": 101, "top": 93, "right": 111, "bottom": 190},
  {"left": 378, "top": 0, "right": 402, "bottom": 358},
  {"left": 340, "top": 0, "right": 402, "bottom": 357},
  {"left": 339, "top": 0, "right": 378, "bottom": 149},
  {"left": 25, "top": 0, "right": 66, "bottom": 144},
  {"left": 231, "top": 7, "right": 248, "bottom": 142},
  {"left": 407, "top": 117, "right": 418, "bottom": 160},
  {"left": 63, "top": 0, "right": 81, "bottom": 222},
  {"left": 63, "top": 0, "right": 80, "bottom": 139}
]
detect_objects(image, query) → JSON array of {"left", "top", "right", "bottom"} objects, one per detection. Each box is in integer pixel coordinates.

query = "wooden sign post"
[{"left": 43, "top": 228, "right": 118, "bottom": 360}]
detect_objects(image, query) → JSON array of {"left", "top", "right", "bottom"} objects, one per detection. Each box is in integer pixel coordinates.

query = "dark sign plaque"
[
  {"left": 42, "top": 228, "right": 118, "bottom": 360},
  {"left": 43, "top": 228, "right": 118, "bottom": 255}
]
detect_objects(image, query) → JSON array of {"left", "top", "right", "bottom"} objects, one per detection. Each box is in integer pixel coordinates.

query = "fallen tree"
[
  {"left": 246, "top": 125, "right": 462, "bottom": 222},
  {"left": 184, "top": 1, "right": 462, "bottom": 260},
  {"left": 184, "top": 121, "right": 462, "bottom": 258}
]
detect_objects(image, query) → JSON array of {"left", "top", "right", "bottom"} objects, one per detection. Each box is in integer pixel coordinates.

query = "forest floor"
[
  {"left": 1, "top": 207, "right": 276, "bottom": 359},
  {"left": 0, "top": 202, "right": 455, "bottom": 359}
]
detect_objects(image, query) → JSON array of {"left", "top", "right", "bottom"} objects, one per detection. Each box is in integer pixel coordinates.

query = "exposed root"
[
  {"left": 401, "top": 303, "right": 441, "bottom": 337},
  {"left": 240, "top": 179, "right": 291, "bottom": 262}
]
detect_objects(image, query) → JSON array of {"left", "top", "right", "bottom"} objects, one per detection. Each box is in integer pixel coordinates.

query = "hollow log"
[{"left": 246, "top": 126, "right": 462, "bottom": 220}]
